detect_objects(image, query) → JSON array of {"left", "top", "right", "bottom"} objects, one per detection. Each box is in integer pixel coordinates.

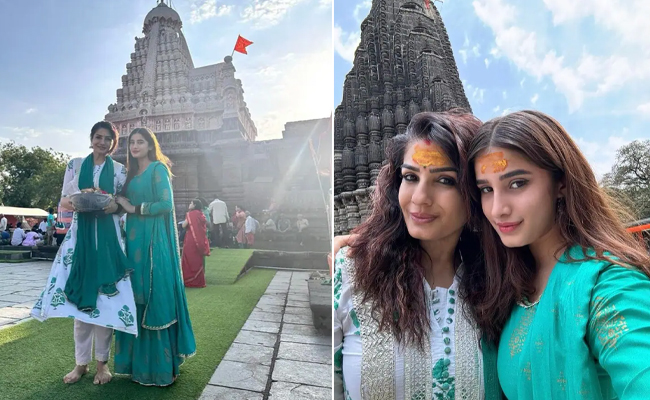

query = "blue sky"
[
  {"left": 334, "top": 0, "right": 650, "bottom": 179},
  {"left": 0, "top": 0, "right": 332, "bottom": 158}
]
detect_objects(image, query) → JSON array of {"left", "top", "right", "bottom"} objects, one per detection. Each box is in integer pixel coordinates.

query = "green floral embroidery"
[
  {"left": 334, "top": 347, "right": 343, "bottom": 375},
  {"left": 86, "top": 308, "right": 100, "bottom": 318},
  {"left": 48, "top": 277, "right": 57, "bottom": 294},
  {"left": 333, "top": 266, "right": 343, "bottom": 310},
  {"left": 50, "top": 288, "right": 66, "bottom": 308},
  {"left": 67, "top": 160, "right": 74, "bottom": 170},
  {"left": 33, "top": 292, "right": 43, "bottom": 310},
  {"left": 65, "top": 229, "right": 72, "bottom": 241},
  {"left": 118, "top": 305, "right": 134, "bottom": 327},
  {"left": 63, "top": 248, "right": 74, "bottom": 269},
  {"left": 432, "top": 358, "right": 455, "bottom": 400},
  {"left": 350, "top": 309, "right": 360, "bottom": 328}
]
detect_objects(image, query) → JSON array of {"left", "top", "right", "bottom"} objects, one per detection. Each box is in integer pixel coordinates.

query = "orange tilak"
[
  {"left": 478, "top": 151, "right": 508, "bottom": 173},
  {"left": 412, "top": 144, "right": 446, "bottom": 167}
]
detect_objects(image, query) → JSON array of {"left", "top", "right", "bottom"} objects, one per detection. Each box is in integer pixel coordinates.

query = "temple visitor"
[
  {"left": 22, "top": 227, "right": 44, "bottom": 246},
  {"left": 233, "top": 205, "right": 247, "bottom": 248},
  {"left": 181, "top": 198, "right": 210, "bottom": 288},
  {"left": 31, "top": 121, "right": 135, "bottom": 386},
  {"left": 10, "top": 222, "right": 27, "bottom": 246},
  {"left": 208, "top": 196, "right": 229, "bottom": 247},
  {"left": 115, "top": 127, "right": 196, "bottom": 386}
]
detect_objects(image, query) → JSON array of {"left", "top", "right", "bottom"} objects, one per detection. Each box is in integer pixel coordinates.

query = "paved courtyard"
[
  {"left": 0, "top": 260, "right": 50, "bottom": 329},
  {"left": 200, "top": 270, "right": 332, "bottom": 400}
]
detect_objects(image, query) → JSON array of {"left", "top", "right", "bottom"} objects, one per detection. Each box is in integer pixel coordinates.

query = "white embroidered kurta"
[
  {"left": 30, "top": 157, "right": 138, "bottom": 335},
  {"left": 334, "top": 247, "right": 483, "bottom": 400}
]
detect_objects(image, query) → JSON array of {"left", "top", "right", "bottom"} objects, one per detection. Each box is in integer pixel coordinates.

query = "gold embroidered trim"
[
  {"left": 455, "top": 296, "right": 482, "bottom": 400},
  {"left": 345, "top": 253, "right": 397, "bottom": 400}
]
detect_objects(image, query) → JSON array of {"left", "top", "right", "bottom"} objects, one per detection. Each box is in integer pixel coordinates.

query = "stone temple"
[
  {"left": 105, "top": 1, "right": 331, "bottom": 247},
  {"left": 334, "top": 0, "right": 471, "bottom": 235}
]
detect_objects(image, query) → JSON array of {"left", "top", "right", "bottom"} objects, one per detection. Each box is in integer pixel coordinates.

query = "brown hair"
[
  {"left": 348, "top": 109, "right": 483, "bottom": 349},
  {"left": 466, "top": 110, "right": 650, "bottom": 342},
  {"left": 122, "top": 128, "right": 173, "bottom": 194}
]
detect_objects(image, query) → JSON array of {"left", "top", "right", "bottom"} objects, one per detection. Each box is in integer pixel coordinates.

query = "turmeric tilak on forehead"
[
  {"left": 412, "top": 142, "right": 447, "bottom": 168},
  {"left": 477, "top": 151, "right": 508, "bottom": 173}
]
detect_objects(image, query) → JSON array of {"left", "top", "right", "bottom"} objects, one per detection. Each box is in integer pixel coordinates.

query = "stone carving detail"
[{"left": 334, "top": 1, "right": 471, "bottom": 230}]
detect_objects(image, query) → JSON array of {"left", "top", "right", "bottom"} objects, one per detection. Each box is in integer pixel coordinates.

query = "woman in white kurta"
[
  {"left": 31, "top": 122, "right": 137, "bottom": 385},
  {"left": 332, "top": 111, "right": 503, "bottom": 400}
]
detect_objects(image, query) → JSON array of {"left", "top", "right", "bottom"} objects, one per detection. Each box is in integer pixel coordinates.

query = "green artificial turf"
[{"left": 0, "top": 248, "right": 274, "bottom": 400}]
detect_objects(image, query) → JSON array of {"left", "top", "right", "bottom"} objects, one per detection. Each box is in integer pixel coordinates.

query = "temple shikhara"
[
  {"left": 334, "top": 0, "right": 471, "bottom": 235},
  {"left": 105, "top": 1, "right": 331, "bottom": 246}
]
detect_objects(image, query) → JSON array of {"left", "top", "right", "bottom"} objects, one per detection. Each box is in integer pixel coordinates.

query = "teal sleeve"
[
  {"left": 588, "top": 264, "right": 650, "bottom": 399},
  {"left": 141, "top": 163, "right": 173, "bottom": 216}
]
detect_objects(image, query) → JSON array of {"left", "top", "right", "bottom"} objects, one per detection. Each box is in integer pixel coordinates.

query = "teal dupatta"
[
  {"left": 64, "top": 154, "right": 131, "bottom": 311},
  {"left": 497, "top": 245, "right": 650, "bottom": 399}
]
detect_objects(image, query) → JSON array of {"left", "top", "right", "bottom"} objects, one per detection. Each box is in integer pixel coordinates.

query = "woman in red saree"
[
  {"left": 232, "top": 205, "right": 247, "bottom": 248},
  {"left": 181, "top": 199, "right": 210, "bottom": 288}
]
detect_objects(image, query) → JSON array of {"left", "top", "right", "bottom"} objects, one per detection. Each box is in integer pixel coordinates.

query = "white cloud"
[
  {"left": 473, "top": 0, "right": 650, "bottom": 113},
  {"left": 333, "top": 25, "right": 360, "bottom": 64},
  {"left": 458, "top": 35, "right": 481, "bottom": 65},
  {"left": 353, "top": 0, "right": 371, "bottom": 24},
  {"left": 576, "top": 135, "right": 633, "bottom": 179},
  {"left": 637, "top": 102, "right": 650, "bottom": 117},
  {"left": 24, "top": 108, "right": 37, "bottom": 114},
  {"left": 492, "top": 105, "right": 501, "bottom": 112},
  {"left": 241, "top": 0, "right": 306, "bottom": 28},
  {"left": 502, "top": 91, "right": 507, "bottom": 99},
  {"left": 519, "top": 78, "right": 526, "bottom": 87},
  {"left": 531, "top": 93, "right": 539, "bottom": 104},
  {"left": 190, "top": 0, "right": 233, "bottom": 24},
  {"left": 465, "top": 82, "right": 486, "bottom": 104},
  {"left": 484, "top": 58, "right": 491, "bottom": 68}
]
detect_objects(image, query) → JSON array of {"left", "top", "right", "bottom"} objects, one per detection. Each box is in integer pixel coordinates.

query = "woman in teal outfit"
[
  {"left": 468, "top": 110, "right": 650, "bottom": 398},
  {"left": 114, "top": 127, "right": 196, "bottom": 386}
]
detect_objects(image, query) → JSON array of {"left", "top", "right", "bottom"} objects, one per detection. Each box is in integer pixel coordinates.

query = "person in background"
[
  {"left": 38, "top": 218, "right": 48, "bottom": 234},
  {"left": 181, "top": 198, "right": 210, "bottom": 288},
  {"left": 198, "top": 197, "right": 212, "bottom": 244},
  {"left": 45, "top": 208, "right": 56, "bottom": 245},
  {"left": 11, "top": 222, "right": 27, "bottom": 246},
  {"left": 0, "top": 214, "right": 7, "bottom": 232},
  {"left": 232, "top": 206, "right": 247, "bottom": 248},
  {"left": 208, "top": 197, "right": 229, "bottom": 247},
  {"left": 296, "top": 214, "right": 309, "bottom": 246},
  {"left": 244, "top": 211, "right": 257, "bottom": 249},
  {"left": 23, "top": 226, "right": 44, "bottom": 247}
]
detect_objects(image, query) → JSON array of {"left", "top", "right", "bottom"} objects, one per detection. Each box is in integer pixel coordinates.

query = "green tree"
[
  {"left": 0, "top": 142, "right": 70, "bottom": 210},
  {"left": 601, "top": 140, "right": 650, "bottom": 220}
]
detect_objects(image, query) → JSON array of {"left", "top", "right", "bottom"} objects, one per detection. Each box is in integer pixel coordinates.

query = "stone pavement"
[
  {"left": 0, "top": 260, "right": 50, "bottom": 329},
  {"left": 200, "top": 270, "right": 332, "bottom": 400}
]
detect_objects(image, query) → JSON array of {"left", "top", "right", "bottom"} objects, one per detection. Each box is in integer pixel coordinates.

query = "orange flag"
[{"left": 234, "top": 35, "right": 253, "bottom": 55}]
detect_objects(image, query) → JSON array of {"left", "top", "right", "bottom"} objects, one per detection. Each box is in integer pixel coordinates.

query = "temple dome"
[{"left": 144, "top": 2, "right": 181, "bottom": 26}]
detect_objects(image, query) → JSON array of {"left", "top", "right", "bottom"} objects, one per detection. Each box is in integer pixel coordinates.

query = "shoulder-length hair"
[
  {"left": 467, "top": 110, "right": 650, "bottom": 343},
  {"left": 348, "top": 109, "right": 483, "bottom": 349},
  {"left": 122, "top": 128, "right": 173, "bottom": 194}
]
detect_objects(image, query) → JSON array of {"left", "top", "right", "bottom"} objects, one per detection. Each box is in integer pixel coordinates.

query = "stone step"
[{"left": 0, "top": 250, "right": 32, "bottom": 261}]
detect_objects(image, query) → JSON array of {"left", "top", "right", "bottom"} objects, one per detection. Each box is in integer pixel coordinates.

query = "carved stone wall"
[{"left": 334, "top": 0, "right": 471, "bottom": 234}]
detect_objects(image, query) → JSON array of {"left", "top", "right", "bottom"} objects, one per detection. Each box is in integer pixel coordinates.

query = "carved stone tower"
[{"left": 333, "top": 0, "right": 471, "bottom": 234}]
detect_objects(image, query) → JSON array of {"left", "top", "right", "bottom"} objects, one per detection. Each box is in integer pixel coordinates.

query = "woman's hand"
[
  {"left": 332, "top": 234, "right": 358, "bottom": 256},
  {"left": 60, "top": 197, "right": 75, "bottom": 212},
  {"left": 116, "top": 196, "right": 136, "bottom": 214},
  {"left": 103, "top": 198, "right": 119, "bottom": 214}
]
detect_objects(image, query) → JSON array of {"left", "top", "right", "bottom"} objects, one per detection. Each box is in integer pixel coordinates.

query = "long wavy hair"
[
  {"left": 467, "top": 110, "right": 650, "bottom": 343},
  {"left": 122, "top": 127, "right": 173, "bottom": 194},
  {"left": 348, "top": 109, "right": 483, "bottom": 349}
]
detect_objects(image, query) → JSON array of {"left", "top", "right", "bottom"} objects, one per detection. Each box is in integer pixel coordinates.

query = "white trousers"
[{"left": 74, "top": 320, "right": 113, "bottom": 365}]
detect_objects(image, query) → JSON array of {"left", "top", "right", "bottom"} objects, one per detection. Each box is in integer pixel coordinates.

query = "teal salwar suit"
[
  {"left": 115, "top": 161, "right": 196, "bottom": 386},
  {"left": 497, "top": 246, "right": 650, "bottom": 399}
]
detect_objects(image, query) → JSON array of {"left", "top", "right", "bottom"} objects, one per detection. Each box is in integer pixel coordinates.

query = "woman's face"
[
  {"left": 91, "top": 128, "right": 114, "bottom": 156},
  {"left": 474, "top": 147, "right": 563, "bottom": 248},
  {"left": 189, "top": 202, "right": 195, "bottom": 210},
  {"left": 129, "top": 133, "right": 151, "bottom": 160},
  {"left": 398, "top": 139, "right": 467, "bottom": 243}
]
